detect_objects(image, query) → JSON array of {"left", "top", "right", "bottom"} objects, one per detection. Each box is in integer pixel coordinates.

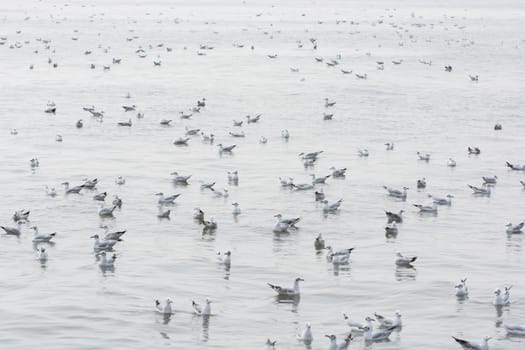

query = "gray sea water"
[{"left": 1, "top": 0, "right": 525, "bottom": 349}]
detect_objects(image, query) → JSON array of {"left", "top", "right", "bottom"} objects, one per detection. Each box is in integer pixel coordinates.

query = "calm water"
[{"left": 1, "top": 0, "right": 525, "bottom": 349}]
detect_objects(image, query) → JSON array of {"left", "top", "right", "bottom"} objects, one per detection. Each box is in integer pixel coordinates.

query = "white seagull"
[
  {"left": 493, "top": 286, "right": 511, "bottom": 305},
  {"left": 267, "top": 277, "right": 303, "bottom": 296},
  {"left": 452, "top": 336, "right": 490, "bottom": 350},
  {"left": 455, "top": 278, "right": 469, "bottom": 297},
  {"left": 155, "top": 298, "right": 173, "bottom": 315},
  {"left": 383, "top": 186, "right": 408, "bottom": 199},
  {"left": 192, "top": 298, "right": 211, "bottom": 316},
  {"left": 395, "top": 252, "right": 417, "bottom": 266}
]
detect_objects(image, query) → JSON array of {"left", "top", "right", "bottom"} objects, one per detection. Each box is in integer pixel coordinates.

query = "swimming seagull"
[
  {"left": 323, "top": 113, "right": 333, "bottom": 120},
  {"left": 322, "top": 199, "right": 343, "bottom": 212},
  {"left": 281, "top": 130, "right": 290, "bottom": 140},
  {"left": 13, "top": 209, "right": 30, "bottom": 222},
  {"left": 82, "top": 178, "right": 98, "bottom": 189},
  {"left": 101, "top": 225, "right": 126, "bottom": 241},
  {"left": 299, "top": 151, "right": 323, "bottom": 160},
  {"left": 330, "top": 167, "right": 347, "bottom": 178},
  {"left": 469, "top": 75, "right": 479, "bottom": 82},
  {"left": 467, "top": 185, "right": 491, "bottom": 195},
  {"left": 160, "top": 119, "right": 172, "bottom": 126},
  {"left": 246, "top": 114, "right": 261, "bottom": 123},
  {"left": 417, "top": 152, "right": 430, "bottom": 161},
  {"left": 117, "top": 118, "right": 132, "bottom": 127},
  {"left": 98, "top": 205, "right": 116, "bottom": 217},
  {"left": 217, "top": 144, "right": 236, "bottom": 152},
  {"left": 115, "top": 176, "right": 126, "bottom": 185},
  {"left": 374, "top": 311, "right": 402, "bottom": 328},
  {"left": 383, "top": 186, "right": 408, "bottom": 199},
  {"left": 448, "top": 158, "right": 457, "bottom": 167},
  {"left": 455, "top": 278, "right": 469, "bottom": 297},
  {"left": 324, "top": 98, "right": 336, "bottom": 107},
  {"left": 279, "top": 177, "right": 294, "bottom": 187},
  {"left": 385, "top": 142, "right": 394, "bottom": 150},
  {"left": 452, "top": 336, "right": 490, "bottom": 350},
  {"left": 155, "top": 298, "right": 173, "bottom": 315},
  {"left": 192, "top": 298, "right": 211, "bottom": 316},
  {"left": 493, "top": 286, "right": 511, "bottom": 305},
  {"left": 62, "top": 181, "right": 83, "bottom": 194},
  {"left": 193, "top": 208, "right": 204, "bottom": 222},
  {"left": 217, "top": 251, "right": 231, "bottom": 265},
  {"left": 429, "top": 194, "right": 454, "bottom": 205},
  {"left": 296, "top": 322, "right": 313, "bottom": 343},
  {"left": 315, "top": 189, "right": 325, "bottom": 201},
  {"left": 156, "top": 192, "right": 181, "bottom": 204},
  {"left": 311, "top": 174, "right": 331, "bottom": 184},
  {"left": 170, "top": 172, "right": 191, "bottom": 183},
  {"left": 363, "top": 325, "right": 396, "bottom": 342},
  {"left": 291, "top": 183, "right": 314, "bottom": 191},
  {"left": 45, "top": 186, "right": 57, "bottom": 197},
  {"left": 506, "top": 222, "right": 524, "bottom": 234},
  {"left": 267, "top": 277, "right": 303, "bottom": 296},
  {"left": 521, "top": 180, "right": 525, "bottom": 188},
  {"left": 90, "top": 234, "right": 117, "bottom": 251},
  {"left": 93, "top": 192, "right": 107, "bottom": 201},
  {"left": 97, "top": 251, "right": 117, "bottom": 268},
  {"left": 30, "top": 226, "right": 56, "bottom": 243},
  {"left": 201, "top": 218, "right": 218, "bottom": 231},
  {"left": 1, "top": 221, "right": 23, "bottom": 235},
  {"left": 417, "top": 178, "right": 427, "bottom": 189},
  {"left": 157, "top": 206, "right": 170, "bottom": 218},
  {"left": 260, "top": 136, "right": 268, "bottom": 144},
  {"left": 482, "top": 176, "right": 497, "bottom": 184},
  {"left": 122, "top": 105, "right": 136, "bottom": 112},
  {"left": 211, "top": 188, "right": 229, "bottom": 198},
  {"left": 506, "top": 162, "right": 525, "bottom": 171},
  {"left": 228, "top": 171, "right": 239, "bottom": 183},
  {"left": 325, "top": 246, "right": 354, "bottom": 263},
  {"left": 413, "top": 202, "right": 437, "bottom": 213},
  {"left": 30, "top": 158, "right": 40, "bottom": 168},
  {"left": 314, "top": 233, "right": 325, "bottom": 250},
  {"left": 468, "top": 147, "right": 481, "bottom": 155},
  {"left": 503, "top": 324, "right": 525, "bottom": 336},
  {"left": 344, "top": 315, "right": 374, "bottom": 332},
  {"left": 173, "top": 137, "right": 190, "bottom": 146},
  {"left": 201, "top": 133, "right": 214, "bottom": 143},
  {"left": 358, "top": 149, "right": 369, "bottom": 157},
  {"left": 395, "top": 252, "right": 417, "bottom": 266},
  {"left": 265, "top": 339, "right": 277, "bottom": 350},
  {"left": 385, "top": 222, "right": 398, "bottom": 235},
  {"left": 76, "top": 119, "right": 83, "bottom": 128},
  {"left": 386, "top": 210, "right": 404, "bottom": 223}
]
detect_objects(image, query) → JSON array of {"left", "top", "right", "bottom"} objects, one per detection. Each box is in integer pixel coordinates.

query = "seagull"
[
  {"left": 429, "top": 194, "right": 453, "bottom": 205},
  {"left": 299, "top": 151, "right": 323, "bottom": 160},
  {"left": 260, "top": 136, "right": 268, "bottom": 144},
  {"left": 452, "top": 336, "right": 490, "bottom": 350},
  {"left": 156, "top": 192, "right": 181, "bottom": 204},
  {"left": 448, "top": 158, "right": 457, "bottom": 167},
  {"left": 358, "top": 149, "right": 369, "bottom": 157},
  {"left": 217, "top": 251, "right": 231, "bottom": 265},
  {"left": 160, "top": 119, "right": 172, "bottom": 126},
  {"left": 385, "top": 222, "right": 398, "bottom": 235},
  {"left": 494, "top": 123, "right": 502, "bottom": 130},
  {"left": 265, "top": 339, "right": 277, "bottom": 350},
  {"left": 12, "top": 209, "right": 30, "bottom": 222},
  {"left": 469, "top": 75, "right": 479, "bottom": 82},
  {"left": 325, "top": 246, "right": 354, "bottom": 263},
  {"left": 170, "top": 172, "right": 191, "bottom": 183},
  {"left": 267, "top": 277, "right": 303, "bottom": 296},
  {"left": 279, "top": 177, "right": 294, "bottom": 187},
  {"left": 217, "top": 144, "right": 236, "bottom": 152},
  {"left": 504, "top": 324, "right": 525, "bottom": 336},
  {"left": 506, "top": 222, "right": 524, "bottom": 234},
  {"left": 355, "top": 73, "right": 368, "bottom": 79},
  {"left": 417, "top": 152, "right": 430, "bottom": 161},
  {"left": 395, "top": 252, "right": 417, "bottom": 266},
  {"left": 101, "top": 225, "right": 126, "bottom": 241},
  {"left": 325, "top": 334, "right": 353, "bottom": 350},
  {"left": 323, "top": 113, "right": 334, "bottom": 120},
  {"left": 38, "top": 247, "right": 48, "bottom": 262},
  {"left": 383, "top": 186, "right": 408, "bottom": 199},
  {"left": 30, "top": 226, "right": 56, "bottom": 243},
  {"left": 232, "top": 203, "right": 241, "bottom": 215},
  {"left": 98, "top": 205, "right": 116, "bottom": 217},
  {"left": 445, "top": 65, "right": 453, "bottom": 72},
  {"left": 417, "top": 178, "right": 427, "bottom": 189},
  {"left": 385, "top": 142, "right": 394, "bottom": 150},
  {"left": 386, "top": 210, "right": 404, "bottom": 223},
  {"left": 155, "top": 298, "right": 173, "bottom": 315},
  {"left": 202, "top": 217, "right": 218, "bottom": 231},
  {"left": 343, "top": 315, "right": 374, "bottom": 331},
  {"left": 91, "top": 234, "right": 117, "bottom": 251},
  {"left": 315, "top": 189, "right": 325, "bottom": 201},
  {"left": 493, "top": 286, "right": 511, "bottom": 305},
  {"left": 173, "top": 137, "right": 190, "bottom": 145},
  {"left": 211, "top": 188, "right": 229, "bottom": 198},
  {"left": 30, "top": 158, "right": 40, "bottom": 168},
  {"left": 228, "top": 171, "right": 239, "bottom": 183},
  {"left": 229, "top": 131, "right": 245, "bottom": 138},
  {"left": 468, "top": 146, "right": 481, "bottom": 155},
  {"left": 413, "top": 202, "right": 437, "bottom": 213},
  {"left": 192, "top": 298, "right": 211, "bottom": 316},
  {"left": 324, "top": 98, "right": 336, "bottom": 107},
  {"left": 455, "top": 278, "right": 469, "bottom": 297},
  {"left": 291, "top": 183, "right": 314, "bottom": 191},
  {"left": 1, "top": 221, "right": 23, "bottom": 235},
  {"left": 200, "top": 182, "right": 215, "bottom": 190},
  {"left": 76, "top": 119, "right": 83, "bottom": 128},
  {"left": 363, "top": 325, "right": 396, "bottom": 342},
  {"left": 322, "top": 199, "right": 343, "bottom": 212},
  {"left": 311, "top": 174, "right": 331, "bottom": 184},
  {"left": 296, "top": 322, "right": 313, "bottom": 343},
  {"left": 281, "top": 130, "right": 290, "bottom": 140},
  {"left": 314, "top": 233, "right": 325, "bottom": 250},
  {"left": 122, "top": 105, "right": 136, "bottom": 112},
  {"left": 117, "top": 118, "right": 132, "bottom": 127},
  {"left": 82, "top": 178, "right": 98, "bottom": 189},
  {"left": 274, "top": 214, "right": 300, "bottom": 228},
  {"left": 93, "top": 192, "right": 107, "bottom": 201},
  {"left": 97, "top": 251, "right": 117, "bottom": 268},
  {"left": 374, "top": 311, "right": 402, "bottom": 328},
  {"left": 506, "top": 161, "right": 525, "bottom": 171},
  {"left": 246, "top": 114, "right": 261, "bottom": 123},
  {"left": 329, "top": 167, "right": 347, "bottom": 178},
  {"left": 185, "top": 127, "right": 201, "bottom": 136},
  {"left": 482, "top": 176, "right": 497, "bottom": 184},
  {"left": 520, "top": 180, "right": 525, "bottom": 188},
  {"left": 45, "top": 186, "right": 57, "bottom": 197},
  {"left": 115, "top": 176, "right": 126, "bottom": 185},
  {"left": 468, "top": 185, "right": 491, "bottom": 195},
  {"left": 62, "top": 181, "right": 83, "bottom": 194},
  {"left": 56, "top": 135, "right": 63, "bottom": 142},
  {"left": 201, "top": 132, "right": 215, "bottom": 143}
]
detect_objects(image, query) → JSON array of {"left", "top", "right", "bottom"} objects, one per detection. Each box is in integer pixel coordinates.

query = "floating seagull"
[
  {"left": 325, "top": 334, "right": 353, "bottom": 350},
  {"left": 386, "top": 210, "right": 404, "bottom": 223},
  {"left": 482, "top": 176, "right": 497, "bottom": 184},
  {"left": 200, "top": 182, "right": 216, "bottom": 190},
  {"left": 445, "top": 65, "right": 453, "bottom": 72},
  {"left": 324, "top": 98, "right": 336, "bottom": 107},
  {"left": 385, "top": 142, "right": 394, "bottom": 151},
  {"left": 374, "top": 311, "right": 402, "bottom": 328},
  {"left": 115, "top": 176, "right": 126, "bottom": 185},
  {"left": 506, "top": 222, "right": 524, "bottom": 234},
  {"left": 93, "top": 192, "right": 107, "bottom": 201},
  {"left": 97, "top": 251, "right": 117, "bottom": 268},
  {"left": 506, "top": 161, "right": 525, "bottom": 171},
  {"left": 355, "top": 73, "right": 368, "bottom": 79},
  {"left": 229, "top": 131, "right": 245, "bottom": 138},
  {"left": 417, "top": 178, "right": 426, "bottom": 189},
  {"left": 279, "top": 177, "right": 294, "bottom": 187},
  {"left": 323, "top": 113, "right": 334, "bottom": 120},
  {"left": 160, "top": 119, "right": 172, "bottom": 126},
  {"left": 76, "top": 119, "right": 83, "bottom": 128},
  {"left": 156, "top": 192, "right": 180, "bottom": 204},
  {"left": 1, "top": 221, "right": 23, "bottom": 235},
  {"left": 267, "top": 277, "right": 303, "bottom": 296},
  {"left": 233, "top": 120, "right": 243, "bottom": 126},
  {"left": 91, "top": 234, "right": 117, "bottom": 251},
  {"left": 452, "top": 336, "right": 490, "bottom": 350},
  {"left": 385, "top": 222, "right": 398, "bottom": 235},
  {"left": 101, "top": 225, "right": 126, "bottom": 241},
  {"left": 281, "top": 129, "right": 290, "bottom": 140},
  {"left": 322, "top": 199, "right": 343, "bottom": 212},
  {"left": 180, "top": 112, "right": 192, "bottom": 119},
  {"left": 228, "top": 171, "right": 239, "bottom": 183},
  {"left": 341, "top": 69, "right": 352, "bottom": 74},
  {"left": 291, "top": 183, "right": 314, "bottom": 190},
  {"left": 217, "top": 251, "right": 231, "bottom": 265},
  {"left": 413, "top": 202, "right": 437, "bottom": 213},
  {"left": 13, "top": 209, "right": 30, "bottom": 222},
  {"left": 383, "top": 186, "right": 408, "bottom": 199},
  {"left": 520, "top": 180, "right": 525, "bottom": 188},
  {"left": 455, "top": 278, "right": 469, "bottom": 297},
  {"left": 55, "top": 134, "right": 62, "bottom": 142},
  {"left": 417, "top": 152, "right": 430, "bottom": 161},
  {"left": 469, "top": 75, "right": 479, "bottom": 82},
  {"left": 185, "top": 127, "right": 201, "bottom": 136},
  {"left": 211, "top": 188, "right": 229, "bottom": 198},
  {"left": 329, "top": 167, "right": 347, "bottom": 177},
  {"left": 192, "top": 298, "right": 211, "bottom": 316},
  {"left": 98, "top": 205, "right": 116, "bottom": 217},
  {"left": 468, "top": 146, "right": 481, "bottom": 155},
  {"left": 201, "top": 132, "right": 214, "bottom": 143},
  {"left": 265, "top": 339, "right": 277, "bottom": 350},
  {"left": 170, "top": 172, "right": 191, "bottom": 183},
  {"left": 344, "top": 315, "right": 374, "bottom": 332},
  {"left": 504, "top": 324, "right": 525, "bottom": 336},
  {"left": 45, "top": 186, "right": 57, "bottom": 197},
  {"left": 122, "top": 105, "right": 136, "bottom": 112},
  {"left": 259, "top": 136, "right": 268, "bottom": 144},
  {"left": 467, "top": 185, "right": 491, "bottom": 195},
  {"left": 30, "top": 226, "right": 56, "bottom": 243},
  {"left": 493, "top": 286, "right": 511, "bottom": 305},
  {"left": 246, "top": 114, "right": 261, "bottom": 123},
  {"left": 30, "top": 158, "right": 40, "bottom": 168},
  {"left": 311, "top": 174, "right": 330, "bottom": 184},
  {"left": 155, "top": 298, "right": 173, "bottom": 315},
  {"left": 202, "top": 217, "right": 218, "bottom": 231},
  {"left": 217, "top": 144, "right": 236, "bottom": 152},
  {"left": 429, "top": 194, "right": 454, "bottom": 205},
  {"left": 117, "top": 118, "right": 132, "bottom": 127},
  {"left": 173, "top": 137, "right": 190, "bottom": 146},
  {"left": 326, "top": 246, "right": 354, "bottom": 264},
  {"left": 232, "top": 202, "right": 241, "bottom": 215},
  {"left": 315, "top": 189, "right": 325, "bottom": 201},
  {"left": 299, "top": 151, "right": 323, "bottom": 160},
  {"left": 82, "top": 178, "right": 98, "bottom": 189},
  {"left": 494, "top": 123, "right": 502, "bottom": 130},
  {"left": 448, "top": 158, "right": 457, "bottom": 167},
  {"left": 363, "top": 325, "right": 396, "bottom": 342},
  {"left": 296, "top": 322, "right": 313, "bottom": 343},
  {"left": 395, "top": 252, "right": 417, "bottom": 266},
  {"left": 314, "top": 233, "right": 325, "bottom": 250},
  {"left": 62, "top": 181, "right": 83, "bottom": 194},
  {"left": 358, "top": 149, "right": 369, "bottom": 157}
]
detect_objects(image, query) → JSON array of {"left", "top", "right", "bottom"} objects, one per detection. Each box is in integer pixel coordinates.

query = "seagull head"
[
  {"left": 155, "top": 192, "right": 163, "bottom": 196},
  {"left": 295, "top": 277, "right": 304, "bottom": 282},
  {"left": 494, "top": 288, "right": 501, "bottom": 295},
  {"left": 483, "top": 336, "right": 492, "bottom": 342}
]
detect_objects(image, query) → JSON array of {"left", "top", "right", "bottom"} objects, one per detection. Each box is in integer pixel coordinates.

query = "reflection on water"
[{"left": 395, "top": 266, "right": 417, "bottom": 282}]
